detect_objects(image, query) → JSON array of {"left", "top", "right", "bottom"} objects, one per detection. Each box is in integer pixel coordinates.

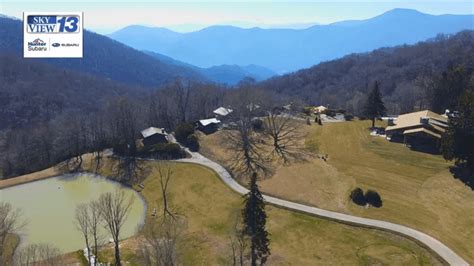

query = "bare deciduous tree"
[
  {"left": 97, "top": 190, "right": 134, "bottom": 266},
  {"left": 89, "top": 201, "right": 102, "bottom": 266},
  {"left": 225, "top": 120, "right": 268, "bottom": 178},
  {"left": 0, "top": 202, "right": 25, "bottom": 264},
  {"left": 15, "top": 243, "right": 63, "bottom": 266},
  {"left": 88, "top": 114, "right": 108, "bottom": 173},
  {"left": 229, "top": 215, "right": 248, "bottom": 266},
  {"left": 224, "top": 86, "right": 270, "bottom": 178},
  {"left": 156, "top": 162, "right": 175, "bottom": 219},
  {"left": 75, "top": 203, "right": 92, "bottom": 263},
  {"left": 138, "top": 216, "right": 185, "bottom": 266},
  {"left": 263, "top": 112, "right": 304, "bottom": 164}
]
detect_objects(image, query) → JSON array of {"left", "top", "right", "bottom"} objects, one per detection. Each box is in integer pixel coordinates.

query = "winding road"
[{"left": 177, "top": 149, "right": 469, "bottom": 266}]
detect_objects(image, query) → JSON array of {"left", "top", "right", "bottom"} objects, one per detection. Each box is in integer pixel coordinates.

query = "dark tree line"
[{"left": 0, "top": 76, "right": 288, "bottom": 181}]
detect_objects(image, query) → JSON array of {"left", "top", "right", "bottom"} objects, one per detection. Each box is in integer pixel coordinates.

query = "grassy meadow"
[
  {"left": 84, "top": 160, "right": 440, "bottom": 265},
  {"left": 199, "top": 119, "right": 474, "bottom": 263}
]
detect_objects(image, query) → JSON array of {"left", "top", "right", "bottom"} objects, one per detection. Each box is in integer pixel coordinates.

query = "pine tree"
[
  {"left": 442, "top": 90, "right": 474, "bottom": 171},
  {"left": 364, "top": 81, "right": 386, "bottom": 128},
  {"left": 242, "top": 173, "right": 270, "bottom": 265}
]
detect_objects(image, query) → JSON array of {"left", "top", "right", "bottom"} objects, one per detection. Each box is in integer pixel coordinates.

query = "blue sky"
[{"left": 2, "top": 1, "right": 472, "bottom": 33}]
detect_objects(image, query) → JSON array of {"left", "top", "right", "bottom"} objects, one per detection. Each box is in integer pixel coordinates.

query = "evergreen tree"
[
  {"left": 242, "top": 173, "right": 270, "bottom": 265},
  {"left": 364, "top": 81, "right": 386, "bottom": 128},
  {"left": 442, "top": 90, "right": 474, "bottom": 171}
]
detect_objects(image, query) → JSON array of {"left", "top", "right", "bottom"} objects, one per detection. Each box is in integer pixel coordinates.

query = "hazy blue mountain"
[
  {"left": 0, "top": 16, "right": 206, "bottom": 88},
  {"left": 109, "top": 9, "right": 474, "bottom": 73},
  {"left": 144, "top": 51, "right": 277, "bottom": 85}
]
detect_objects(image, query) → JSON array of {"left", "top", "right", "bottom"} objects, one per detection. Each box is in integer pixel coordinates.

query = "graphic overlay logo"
[
  {"left": 27, "top": 38, "right": 47, "bottom": 51},
  {"left": 23, "top": 12, "right": 83, "bottom": 58}
]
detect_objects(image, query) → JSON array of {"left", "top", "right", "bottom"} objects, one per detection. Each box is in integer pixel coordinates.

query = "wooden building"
[
  {"left": 141, "top": 127, "right": 169, "bottom": 147},
  {"left": 385, "top": 110, "right": 448, "bottom": 150},
  {"left": 197, "top": 118, "right": 221, "bottom": 134}
]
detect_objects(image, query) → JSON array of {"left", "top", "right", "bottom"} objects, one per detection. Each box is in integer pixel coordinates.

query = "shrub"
[
  {"left": 186, "top": 134, "right": 200, "bottom": 152},
  {"left": 150, "top": 143, "right": 185, "bottom": 159},
  {"left": 175, "top": 123, "right": 195, "bottom": 142},
  {"left": 302, "top": 106, "right": 313, "bottom": 116},
  {"left": 350, "top": 187, "right": 366, "bottom": 206},
  {"left": 252, "top": 119, "right": 264, "bottom": 131},
  {"left": 344, "top": 114, "right": 354, "bottom": 121},
  {"left": 325, "top": 109, "right": 337, "bottom": 117},
  {"left": 365, "top": 189, "right": 382, "bottom": 208}
]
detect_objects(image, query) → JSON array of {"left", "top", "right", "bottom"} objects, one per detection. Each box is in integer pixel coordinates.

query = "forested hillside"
[
  {"left": 0, "top": 16, "right": 206, "bottom": 88},
  {"left": 259, "top": 31, "right": 474, "bottom": 114},
  {"left": 0, "top": 54, "right": 147, "bottom": 129}
]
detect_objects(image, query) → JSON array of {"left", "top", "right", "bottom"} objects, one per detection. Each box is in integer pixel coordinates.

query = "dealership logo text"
[{"left": 28, "top": 38, "right": 47, "bottom": 51}]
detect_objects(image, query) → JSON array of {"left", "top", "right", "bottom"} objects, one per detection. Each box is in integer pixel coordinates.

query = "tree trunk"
[
  {"left": 250, "top": 236, "right": 257, "bottom": 266},
  {"left": 87, "top": 246, "right": 91, "bottom": 265},
  {"left": 114, "top": 240, "right": 121, "bottom": 266},
  {"left": 371, "top": 117, "right": 375, "bottom": 128},
  {"left": 94, "top": 236, "right": 98, "bottom": 266}
]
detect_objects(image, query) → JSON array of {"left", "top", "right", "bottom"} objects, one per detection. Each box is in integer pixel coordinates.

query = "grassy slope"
[
  {"left": 307, "top": 120, "right": 474, "bottom": 263},
  {"left": 85, "top": 160, "right": 440, "bottom": 265},
  {"left": 199, "top": 120, "right": 474, "bottom": 263}
]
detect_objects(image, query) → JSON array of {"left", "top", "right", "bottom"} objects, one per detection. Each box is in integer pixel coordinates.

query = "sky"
[{"left": 1, "top": 1, "right": 473, "bottom": 33}]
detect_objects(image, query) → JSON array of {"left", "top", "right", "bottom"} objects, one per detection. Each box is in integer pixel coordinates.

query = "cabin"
[
  {"left": 313, "top": 105, "right": 327, "bottom": 114},
  {"left": 197, "top": 118, "right": 221, "bottom": 134},
  {"left": 141, "top": 127, "right": 169, "bottom": 147},
  {"left": 213, "top": 107, "right": 233, "bottom": 120},
  {"left": 385, "top": 110, "right": 448, "bottom": 151}
]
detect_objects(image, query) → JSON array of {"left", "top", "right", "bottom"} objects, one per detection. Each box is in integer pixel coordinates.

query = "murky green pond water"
[{"left": 0, "top": 173, "right": 146, "bottom": 252}]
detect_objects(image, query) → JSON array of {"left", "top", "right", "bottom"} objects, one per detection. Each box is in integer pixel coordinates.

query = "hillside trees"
[
  {"left": 259, "top": 31, "right": 474, "bottom": 114},
  {"left": 107, "top": 97, "right": 144, "bottom": 184},
  {"left": 15, "top": 243, "right": 63, "bottom": 265},
  {"left": 427, "top": 66, "right": 472, "bottom": 113},
  {"left": 442, "top": 90, "right": 474, "bottom": 171}
]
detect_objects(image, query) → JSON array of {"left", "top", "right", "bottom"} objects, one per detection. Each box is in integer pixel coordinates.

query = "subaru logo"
[{"left": 52, "top": 43, "right": 60, "bottom": 47}]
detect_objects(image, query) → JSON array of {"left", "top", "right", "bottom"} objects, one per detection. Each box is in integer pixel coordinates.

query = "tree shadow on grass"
[{"left": 450, "top": 163, "right": 474, "bottom": 190}]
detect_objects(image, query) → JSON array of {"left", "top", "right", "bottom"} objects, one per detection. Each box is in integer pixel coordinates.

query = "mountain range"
[
  {"left": 144, "top": 51, "right": 276, "bottom": 85},
  {"left": 109, "top": 8, "right": 474, "bottom": 73},
  {"left": 0, "top": 16, "right": 207, "bottom": 88},
  {"left": 0, "top": 16, "right": 271, "bottom": 87}
]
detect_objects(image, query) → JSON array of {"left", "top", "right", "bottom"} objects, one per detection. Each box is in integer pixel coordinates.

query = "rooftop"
[
  {"left": 385, "top": 110, "right": 447, "bottom": 132},
  {"left": 213, "top": 107, "right": 233, "bottom": 117},
  {"left": 199, "top": 118, "right": 221, "bottom": 126},
  {"left": 141, "top": 127, "right": 167, "bottom": 138}
]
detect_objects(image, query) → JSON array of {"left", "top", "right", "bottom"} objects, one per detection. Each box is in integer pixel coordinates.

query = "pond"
[{"left": 0, "top": 173, "right": 146, "bottom": 253}]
